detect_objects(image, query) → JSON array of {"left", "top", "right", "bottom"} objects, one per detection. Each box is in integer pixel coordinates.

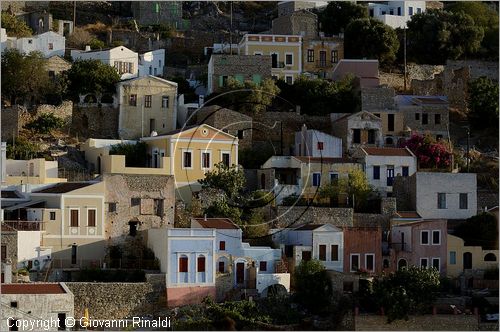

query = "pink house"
[{"left": 389, "top": 219, "right": 448, "bottom": 275}]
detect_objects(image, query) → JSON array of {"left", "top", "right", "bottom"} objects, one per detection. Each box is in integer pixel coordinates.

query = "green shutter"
[
  {"left": 234, "top": 74, "right": 244, "bottom": 84},
  {"left": 252, "top": 74, "right": 262, "bottom": 85},
  {"left": 154, "top": 3, "right": 159, "bottom": 13},
  {"left": 219, "top": 76, "right": 224, "bottom": 88}
]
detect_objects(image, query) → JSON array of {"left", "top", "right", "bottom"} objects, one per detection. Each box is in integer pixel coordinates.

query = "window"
[
  {"left": 432, "top": 258, "right": 440, "bottom": 271},
  {"left": 149, "top": 66, "right": 152, "bottom": 75},
  {"left": 388, "top": 114, "right": 395, "bottom": 132},
  {"left": 10, "top": 301, "right": 17, "bottom": 308},
  {"left": 222, "top": 152, "right": 230, "bottom": 167},
  {"left": 450, "top": 251, "right": 457, "bottom": 264},
  {"left": 373, "top": 166, "right": 380, "bottom": 180},
  {"left": 353, "top": 129, "right": 361, "bottom": 143},
  {"left": 50, "top": 211, "right": 56, "bottom": 220},
  {"left": 48, "top": 70, "right": 55, "bottom": 80},
  {"left": 183, "top": 151, "right": 192, "bottom": 168},
  {"left": 437, "top": 193, "right": 446, "bottom": 209},
  {"left": 421, "top": 230, "right": 429, "bottom": 245},
  {"left": 218, "top": 261, "right": 225, "bottom": 273},
  {"left": 350, "top": 254, "right": 360, "bottom": 272},
  {"left": 1, "top": 245, "right": 6, "bottom": 262},
  {"left": 162, "top": 96, "right": 169, "bottom": 108},
  {"left": 28, "top": 39, "right": 33, "bottom": 44},
  {"left": 285, "top": 75, "right": 293, "bottom": 84},
  {"left": 302, "top": 251, "right": 311, "bottom": 261},
  {"left": 254, "top": 51, "right": 263, "bottom": 56},
  {"left": 129, "top": 221, "right": 138, "bottom": 236},
  {"left": 389, "top": 8, "right": 394, "bottom": 15},
  {"left": 319, "top": 245, "right": 326, "bottom": 261},
  {"left": 484, "top": 253, "right": 497, "bottom": 261},
  {"left": 70, "top": 209, "right": 79, "bottom": 227},
  {"left": 131, "top": 198, "right": 141, "bottom": 206},
  {"left": 317, "top": 142, "right": 324, "bottom": 150},
  {"left": 420, "top": 258, "right": 428, "bottom": 268},
  {"left": 307, "top": 49, "right": 314, "bottom": 62},
  {"left": 330, "top": 173, "right": 339, "bottom": 184},
  {"left": 285, "top": 53, "right": 293, "bottom": 65},
  {"left": 87, "top": 209, "right": 96, "bottom": 227},
  {"left": 459, "top": 193, "right": 468, "bottom": 209},
  {"left": 159, "top": 60, "right": 162, "bottom": 67},
  {"left": 374, "top": 113, "right": 380, "bottom": 118},
  {"left": 409, "top": 7, "right": 413, "bottom": 15},
  {"left": 108, "top": 203, "right": 117, "bottom": 213},
  {"left": 259, "top": 261, "right": 267, "bottom": 271},
  {"left": 415, "top": 113, "right": 420, "bottom": 121},
  {"left": 48, "top": 42, "right": 53, "bottom": 50},
  {"left": 220, "top": 75, "right": 228, "bottom": 87},
  {"left": 201, "top": 151, "right": 211, "bottom": 169},
  {"left": 219, "top": 241, "right": 226, "bottom": 251},
  {"left": 154, "top": 68, "right": 157, "bottom": 76},
  {"left": 397, "top": 7, "right": 402, "bottom": 15},
  {"left": 252, "top": 74, "right": 262, "bottom": 84},
  {"left": 197, "top": 256, "right": 206, "bottom": 272},
  {"left": 144, "top": 95, "right": 152, "bottom": 108},
  {"left": 179, "top": 256, "right": 188, "bottom": 272},
  {"left": 435, "top": 114, "right": 441, "bottom": 125},
  {"left": 365, "top": 254, "right": 375, "bottom": 272},
  {"left": 417, "top": 7, "right": 422, "bottom": 14},
  {"left": 432, "top": 230, "right": 440, "bottom": 245},
  {"left": 402, "top": 166, "right": 409, "bottom": 177},
  {"left": 312, "top": 173, "right": 321, "bottom": 186},
  {"left": 237, "top": 130, "right": 244, "bottom": 139},
  {"left": 331, "top": 245, "right": 339, "bottom": 261},
  {"left": 114, "top": 61, "right": 134, "bottom": 74},
  {"left": 367, "top": 130, "right": 376, "bottom": 144},
  {"left": 331, "top": 50, "right": 339, "bottom": 63},
  {"left": 129, "top": 94, "right": 137, "bottom": 106},
  {"left": 422, "top": 113, "right": 428, "bottom": 125}
]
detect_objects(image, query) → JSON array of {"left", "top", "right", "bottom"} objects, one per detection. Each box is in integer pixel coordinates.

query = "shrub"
[
  {"left": 294, "top": 260, "right": 333, "bottom": 314},
  {"left": 109, "top": 141, "right": 148, "bottom": 167},
  {"left": 26, "top": 113, "right": 65, "bottom": 134}
]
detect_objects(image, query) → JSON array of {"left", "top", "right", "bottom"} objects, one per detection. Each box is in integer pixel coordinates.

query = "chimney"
[
  {"left": 85, "top": 45, "right": 91, "bottom": 51},
  {"left": 204, "top": 214, "right": 207, "bottom": 221}
]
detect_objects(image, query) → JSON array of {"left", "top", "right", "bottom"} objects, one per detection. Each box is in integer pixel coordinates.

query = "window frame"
[
  {"left": 312, "top": 172, "right": 321, "bottom": 187},
  {"left": 431, "top": 257, "right": 440, "bottom": 271},
  {"left": 161, "top": 95, "right": 169, "bottom": 108},
  {"left": 331, "top": 50, "right": 339, "bottom": 63},
  {"left": 197, "top": 255, "right": 206, "bottom": 272},
  {"left": 434, "top": 113, "right": 441, "bottom": 125},
  {"left": 285, "top": 52, "right": 293, "bottom": 66},
  {"left": 420, "top": 230, "right": 430, "bottom": 245},
  {"left": 219, "top": 241, "right": 226, "bottom": 251},
  {"left": 420, "top": 257, "right": 428, "bottom": 268},
  {"left": 179, "top": 255, "right": 188, "bottom": 273},
  {"left": 259, "top": 261, "right": 267, "bottom": 272},
  {"left": 402, "top": 166, "right": 409, "bottom": 177},
  {"left": 182, "top": 149, "right": 193, "bottom": 169},
  {"left": 69, "top": 208, "right": 79, "bottom": 228},
  {"left": 285, "top": 75, "right": 293, "bottom": 84},
  {"left": 49, "top": 211, "right": 56, "bottom": 221},
  {"left": 318, "top": 244, "right": 326, "bottom": 261},
  {"left": 87, "top": 208, "right": 97, "bottom": 227},
  {"left": 317, "top": 141, "right": 324, "bottom": 150},
  {"left": 365, "top": 253, "right": 375, "bottom": 272},
  {"left": 200, "top": 150, "right": 212, "bottom": 170},
  {"left": 129, "top": 94, "right": 137, "bottom": 106},
  {"left": 449, "top": 251, "right": 456, "bottom": 265},
  {"left": 459, "top": 193, "right": 468, "bottom": 209},
  {"left": 350, "top": 253, "right": 360, "bottom": 272},
  {"left": 437, "top": 193, "right": 446, "bottom": 209},
  {"left": 307, "top": 49, "right": 314, "bottom": 62},
  {"left": 331, "top": 244, "right": 339, "bottom": 261},
  {"left": 221, "top": 151, "right": 231, "bottom": 167},
  {"left": 373, "top": 165, "right": 380, "bottom": 180},
  {"left": 432, "top": 230, "right": 441, "bottom": 245},
  {"left": 108, "top": 202, "right": 117, "bottom": 213},
  {"left": 144, "top": 95, "right": 152, "bottom": 108}
]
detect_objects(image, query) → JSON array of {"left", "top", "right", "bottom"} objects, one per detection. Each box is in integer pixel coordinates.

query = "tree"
[
  {"left": 26, "top": 114, "right": 65, "bottom": 134},
  {"left": 454, "top": 213, "right": 498, "bottom": 250},
  {"left": 89, "top": 38, "right": 105, "bottom": 50},
  {"left": 406, "top": 9, "right": 484, "bottom": 64},
  {"left": 109, "top": 141, "right": 148, "bottom": 167},
  {"left": 1, "top": 12, "right": 32, "bottom": 37},
  {"left": 372, "top": 266, "right": 440, "bottom": 322},
  {"left": 344, "top": 18, "right": 399, "bottom": 65},
  {"left": 66, "top": 27, "right": 93, "bottom": 49},
  {"left": 467, "top": 76, "right": 499, "bottom": 132},
  {"left": 66, "top": 59, "right": 121, "bottom": 99},
  {"left": 1, "top": 49, "right": 50, "bottom": 106},
  {"left": 402, "top": 134, "right": 452, "bottom": 169},
  {"left": 199, "top": 163, "right": 246, "bottom": 200},
  {"left": 319, "top": 1, "right": 368, "bottom": 36},
  {"left": 294, "top": 260, "right": 333, "bottom": 314},
  {"left": 6, "top": 137, "right": 42, "bottom": 160}
]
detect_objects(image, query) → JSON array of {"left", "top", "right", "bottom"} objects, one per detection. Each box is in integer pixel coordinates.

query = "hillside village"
[{"left": 0, "top": 1, "right": 499, "bottom": 331}]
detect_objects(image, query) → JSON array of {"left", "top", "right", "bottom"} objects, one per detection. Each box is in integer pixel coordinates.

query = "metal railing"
[
  {"left": 49, "top": 258, "right": 159, "bottom": 270},
  {"left": 2, "top": 221, "right": 45, "bottom": 231}
]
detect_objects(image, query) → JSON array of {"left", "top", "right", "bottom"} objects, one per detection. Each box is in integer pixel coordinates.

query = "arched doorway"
[
  {"left": 484, "top": 253, "right": 497, "bottom": 262},
  {"left": 398, "top": 258, "right": 407, "bottom": 270},
  {"left": 463, "top": 252, "right": 473, "bottom": 270}
]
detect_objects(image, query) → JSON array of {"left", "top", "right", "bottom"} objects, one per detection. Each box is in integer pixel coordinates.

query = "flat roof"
[
  {"left": 33, "top": 182, "right": 94, "bottom": 194},
  {"left": 363, "top": 147, "right": 413, "bottom": 157},
  {"left": 294, "top": 223, "right": 324, "bottom": 231},
  {"left": 1, "top": 283, "right": 66, "bottom": 294}
]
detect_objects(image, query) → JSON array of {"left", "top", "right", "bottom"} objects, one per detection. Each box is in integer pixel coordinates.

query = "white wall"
[
  {"left": 16, "top": 31, "right": 65, "bottom": 57},
  {"left": 17, "top": 231, "right": 51, "bottom": 270},
  {"left": 295, "top": 130, "right": 342, "bottom": 158},
  {"left": 368, "top": 1, "right": 426, "bottom": 29},
  {"left": 312, "top": 228, "right": 343, "bottom": 272},
  {"left": 364, "top": 154, "right": 417, "bottom": 194},
  {"left": 138, "top": 49, "right": 165, "bottom": 77},
  {"left": 257, "top": 273, "right": 290, "bottom": 294},
  {"left": 147, "top": 228, "right": 168, "bottom": 273},
  {"left": 72, "top": 46, "right": 139, "bottom": 80}
]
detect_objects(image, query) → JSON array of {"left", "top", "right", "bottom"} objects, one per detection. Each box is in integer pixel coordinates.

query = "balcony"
[{"left": 2, "top": 221, "right": 45, "bottom": 231}]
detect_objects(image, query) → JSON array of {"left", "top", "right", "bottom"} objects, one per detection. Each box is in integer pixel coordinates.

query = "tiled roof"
[
  {"left": 295, "top": 223, "right": 324, "bottom": 231},
  {"left": 294, "top": 156, "right": 357, "bottom": 164},
  {"left": 0, "top": 284, "right": 66, "bottom": 294},
  {"left": 33, "top": 182, "right": 94, "bottom": 194},
  {"left": 194, "top": 218, "right": 240, "bottom": 230},
  {"left": 1, "top": 191, "right": 22, "bottom": 199},
  {"left": 396, "top": 211, "right": 422, "bottom": 219},
  {"left": 363, "top": 147, "right": 413, "bottom": 156}
]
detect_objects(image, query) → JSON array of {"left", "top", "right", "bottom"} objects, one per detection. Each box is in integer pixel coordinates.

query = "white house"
[
  {"left": 138, "top": 49, "right": 165, "bottom": 77},
  {"left": 272, "top": 223, "right": 344, "bottom": 272},
  {"left": 71, "top": 46, "right": 139, "bottom": 80},
  {"left": 368, "top": 1, "right": 426, "bottom": 29},
  {"left": 294, "top": 125, "right": 342, "bottom": 158},
  {"left": 10, "top": 31, "right": 65, "bottom": 57},
  {"left": 354, "top": 147, "right": 417, "bottom": 197}
]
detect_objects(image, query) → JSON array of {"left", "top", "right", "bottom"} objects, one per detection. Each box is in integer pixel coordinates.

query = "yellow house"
[
  {"left": 4, "top": 158, "right": 67, "bottom": 185},
  {"left": 302, "top": 37, "right": 344, "bottom": 78},
  {"left": 238, "top": 34, "right": 302, "bottom": 84},
  {"left": 116, "top": 75, "right": 178, "bottom": 139},
  {"left": 28, "top": 182, "right": 106, "bottom": 264},
  {"left": 447, "top": 234, "right": 498, "bottom": 278},
  {"left": 371, "top": 111, "right": 406, "bottom": 147},
  {"left": 142, "top": 124, "right": 238, "bottom": 202}
]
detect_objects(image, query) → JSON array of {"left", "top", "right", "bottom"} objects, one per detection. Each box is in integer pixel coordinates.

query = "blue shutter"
[
  {"left": 313, "top": 173, "right": 321, "bottom": 186},
  {"left": 373, "top": 166, "right": 380, "bottom": 180}
]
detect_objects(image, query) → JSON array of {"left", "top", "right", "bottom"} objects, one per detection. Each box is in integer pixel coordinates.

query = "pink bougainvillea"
[{"left": 402, "top": 134, "right": 452, "bottom": 169}]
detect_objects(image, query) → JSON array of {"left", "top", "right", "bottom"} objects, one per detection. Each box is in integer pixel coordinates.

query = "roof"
[
  {"left": 1, "top": 283, "right": 67, "bottom": 294},
  {"left": 194, "top": 218, "right": 240, "bottom": 230},
  {"left": 1, "top": 190, "right": 23, "bottom": 199},
  {"left": 141, "top": 124, "right": 237, "bottom": 141},
  {"left": 4, "top": 199, "right": 46, "bottom": 211},
  {"left": 33, "top": 182, "right": 94, "bottom": 194},
  {"left": 294, "top": 156, "right": 357, "bottom": 164},
  {"left": 395, "top": 211, "right": 422, "bottom": 219},
  {"left": 396, "top": 95, "right": 448, "bottom": 106},
  {"left": 117, "top": 75, "right": 178, "bottom": 87},
  {"left": 294, "top": 223, "right": 324, "bottom": 231},
  {"left": 332, "top": 59, "right": 379, "bottom": 81},
  {"left": 363, "top": 147, "right": 413, "bottom": 157}
]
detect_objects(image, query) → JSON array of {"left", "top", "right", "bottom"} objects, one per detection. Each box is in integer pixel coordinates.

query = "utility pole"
[
  {"left": 403, "top": 26, "right": 407, "bottom": 92},
  {"left": 73, "top": 1, "right": 76, "bottom": 26},
  {"left": 466, "top": 126, "right": 470, "bottom": 172},
  {"left": 229, "top": 2, "right": 233, "bottom": 54}
]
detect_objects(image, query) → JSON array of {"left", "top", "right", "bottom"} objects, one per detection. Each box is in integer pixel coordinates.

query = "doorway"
[
  {"left": 236, "top": 262, "right": 245, "bottom": 284},
  {"left": 463, "top": 252, "right": 472, "bottom": 270}
]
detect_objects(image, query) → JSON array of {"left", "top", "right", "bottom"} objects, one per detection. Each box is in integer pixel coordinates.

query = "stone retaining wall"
[
  {"left": 275, "top": 206, "right": 353, "bottom": 228},
  {"left": 35, "top": 101, "right": 73, "bottom": 124}
]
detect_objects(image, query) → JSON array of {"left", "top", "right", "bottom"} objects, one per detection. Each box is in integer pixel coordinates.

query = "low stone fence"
[
  {"left": 355, "top": 314, "right": 478, "bottom": 331},
  {"left": 275, "top": 206, "right": 353, "bottom": 228}
]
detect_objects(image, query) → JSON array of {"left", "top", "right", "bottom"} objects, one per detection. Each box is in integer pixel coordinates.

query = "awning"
[{"left": 4, "top": 199, "right": 46, "bottom": 211}]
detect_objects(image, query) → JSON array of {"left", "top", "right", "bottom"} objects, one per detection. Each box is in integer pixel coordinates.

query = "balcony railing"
[
  {"left": 48, "top": 258, "right": 159, "bottom": 270},
  {"left": 2, "top": 221, "right": 45, "bottom": 231}
]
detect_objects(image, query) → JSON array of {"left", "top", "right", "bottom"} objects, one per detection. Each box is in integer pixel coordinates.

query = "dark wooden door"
[
  {"left": 236, "top": 262, "right": 245, "bottom": 284},
  {"left": 463, "top": 252, "right": 472, "bottom": 270}
]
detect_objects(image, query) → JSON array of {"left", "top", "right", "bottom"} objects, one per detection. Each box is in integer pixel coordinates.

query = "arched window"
[
  {"left": 386, "top": 137, "right": 394, "bottom": 145},
  {"left": 484, "top": 253, "right": 497, "bottom": 262},
  {"left": 398, "top": 258, "right": 407, "bottom": 270},
  {"left": 179, "top": 255, "right": 188, "bottom": 272},
  {"left": 383, "top": 259, "right": 389, "bottom": 268},
  {"left": 197, "top": 255, "right": 206, "bottom": 272}
]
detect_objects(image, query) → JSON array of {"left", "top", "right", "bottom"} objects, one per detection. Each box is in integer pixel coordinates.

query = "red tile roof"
[
  {"left": 1, "top": 283, "right": 66, "bottom": 294},
  {"left": 363, "top": 147, "right": 413, "bottom": 156},
  {"left": 194, "top": 218, "right": 240, "bottom": 230},
  {"left": 396, "top": 211, "right": 422, "bottom": 219},
  {"left": 33, "top": 182, "right": 94, "bottom": 194}
]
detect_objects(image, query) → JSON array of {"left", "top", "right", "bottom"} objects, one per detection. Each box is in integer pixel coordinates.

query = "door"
[
  {"left": 463, "top": 252, "right": 472, "bottom": 270},
  {"left": 260, "top": 174, "right": 266, "bottom": 189},
  {"left": 319, "top": 50, "right": 326, "bottom": 67},
  {"left": 387, "top": 167, "right": 395, "bottom": 186},
  {"left": 149, "top": 118, "right": 155, "bottom": 134},
  {"left": 236, "top": 262, "right": 245, "bottom": 284},
  {"left": 302, "top": 251, "right": 312, "bottom": 261},
  {"left": 271, "top": 54, "right": 278, "bottom": 68}
]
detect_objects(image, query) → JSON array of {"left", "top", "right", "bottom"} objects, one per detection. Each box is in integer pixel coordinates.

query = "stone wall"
[
  {"left": 71, "top": 104, "right": 119, "bottom": 139},
  {"left": 361, "top": 86, "right": 396, "bottom": 111},
  {"left": 447, "top": 60, "right": 499, "bottom": 81},
  {"left": 272, "top": 10, "right": 317, "bottom": 38},
  {"left": 392, "top": 175, "right": 416, "bottom": 211},
  {"left": 1, "top": 106, "right": 32, "bottom": 141},
  {"left": 0, "top": 231, "right": 18, "bottom": 268},
  {"left": 275, "top": 206, "right": 353, "bottom": 228},
  {"left": 477, "top": 190, "right": 499, "bottom": 212},
  {"left": 353, "top": 213, "right": 390, "bottom": 229},
  {"left": 215, "top": 273, "right": 233, "bottom": 302},
  {"left": 355, "top": 314, "right": 478, "bottom": 331},
  {"left": 35, "top": 101, "right": 73, "bottom": 124},
  {"left": 66, "top": 277, "right": 165, "bottom": 319}
]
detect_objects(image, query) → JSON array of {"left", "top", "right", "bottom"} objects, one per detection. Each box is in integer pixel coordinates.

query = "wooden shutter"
[
  {"left": 70, "top": 210, "right": 79, "bottom": 227},
  {"left": 219, "top": 241, "right": 225, "bottom": 250},
  {"left": 179, "top": 256, "right": 188, "bottom": 272},
  {"left": 319, "top": 245, "right": 326, "bottom": 261},
  {"left": 197, "top": 256, "right": 206, "bottom": 272},
  {"left": 331, "top": 245, "right": 339, "bottom": 261},
  {"left": 88, "top": 210, "right": 96, "bottom": 227}
]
